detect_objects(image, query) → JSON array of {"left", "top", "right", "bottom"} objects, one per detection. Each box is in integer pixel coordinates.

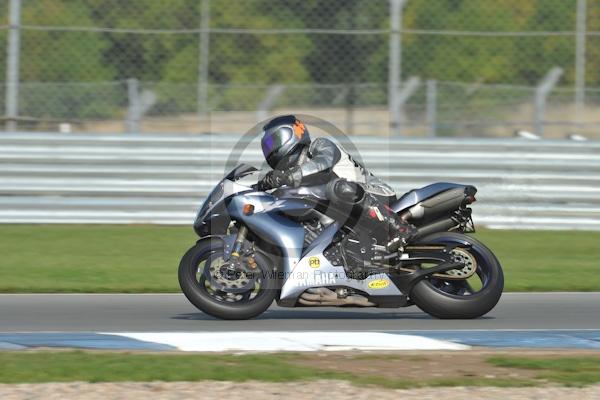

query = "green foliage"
[
  {"left": 85, "top": 0, "right": 201, "bottom": 82},
  {"left": 20, "top": 1, "right": 114, "bottom": 82},
  {"left": 1, "top": 0, "right": 590, "bottom": 120},
  {"left": 19, "top": 82, "right": 126, "bottom": 120},
  {"left": 9, "top": 0, "right": 587, "bottom": 88},
  {"left": 584, "top": 0, "right": 600, "bottom": 86},
  {"left": 15, "top": 0, "right": 120, "bottom": 120},
  {"left": 403, "top": 0, "right": 576, "bottom": 85}
]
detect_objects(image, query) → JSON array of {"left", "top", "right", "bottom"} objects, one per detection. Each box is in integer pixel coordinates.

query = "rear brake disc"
[
  {"left": 433, "top": 248, "right": 477, "bottom": 280},
  {"left": 398, "top": 246, "right": 478, "bottom": 280}
]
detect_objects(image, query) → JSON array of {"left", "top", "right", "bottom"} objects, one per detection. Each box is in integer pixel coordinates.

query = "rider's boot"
[
  {"left": 362, "top": 196, "right": 417, "bottom": 253},
  {"left": 384, "top": 212, "right": 417, "bottom": 253}
]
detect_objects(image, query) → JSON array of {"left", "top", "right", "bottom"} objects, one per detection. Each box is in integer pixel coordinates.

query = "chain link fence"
[{"left": 1, "top": 0, "right": 599, "bottom": 138}]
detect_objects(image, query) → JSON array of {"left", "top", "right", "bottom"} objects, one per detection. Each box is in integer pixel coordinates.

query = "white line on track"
[{"left": 108, "top": 331, "right": 470, "bottom": 352}]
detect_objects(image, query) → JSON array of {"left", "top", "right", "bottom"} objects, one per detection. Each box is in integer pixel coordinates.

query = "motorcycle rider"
[{"left": 258, "top": 115, "right": 416, "bottom": 252}]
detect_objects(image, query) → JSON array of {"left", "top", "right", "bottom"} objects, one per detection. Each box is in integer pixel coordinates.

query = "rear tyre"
[
  {"left": 409, "top": 232, "right": 504, "bottom": 319},
  {"left": 178, "top": 238, "right": 276, "bottom": 320}
]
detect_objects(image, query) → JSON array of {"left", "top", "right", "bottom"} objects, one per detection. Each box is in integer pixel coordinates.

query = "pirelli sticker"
[{"left": 368, "top": 279, "right": 390, "bottom": 289}]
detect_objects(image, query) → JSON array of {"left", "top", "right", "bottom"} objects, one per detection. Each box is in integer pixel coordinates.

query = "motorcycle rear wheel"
[
  {"left": 409, "top": 232, "right": 504, "bottom": 319},
  {"left": 178, "top": 237, "right": 276, "bottom": 320}
]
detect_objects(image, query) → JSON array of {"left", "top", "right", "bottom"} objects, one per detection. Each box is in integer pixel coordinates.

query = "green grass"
[
  {"left": 0, "top": 225, "right": 194, "bottom": 292},
  {"left": 0, "top": 352, "right": 597, "bottom": 387},
  {"left": 489, "top": 356, "right": 600, "bottom": 386},
  {"left": 0, "top": 351, "right": 342, "bottom": 384},
  {"left": 472, "top": 229, "right": 600, "bottom": 292},
  {"left": 0, "top": 224, "right": 599, "bottom": 292}
]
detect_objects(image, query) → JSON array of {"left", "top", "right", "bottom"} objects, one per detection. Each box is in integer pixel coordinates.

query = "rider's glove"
[{"left": 259, "top": 167, "right": 302, "bottom": 190}]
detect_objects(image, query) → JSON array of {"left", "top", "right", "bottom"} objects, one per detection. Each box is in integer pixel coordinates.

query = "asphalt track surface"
[{"left": 1, "top": 293, "right": 599, "bottom": 333}]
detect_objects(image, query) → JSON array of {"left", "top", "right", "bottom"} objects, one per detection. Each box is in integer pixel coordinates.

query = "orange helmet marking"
[{"left": 293, "top": 120, "right": 306, "bottom": 139}]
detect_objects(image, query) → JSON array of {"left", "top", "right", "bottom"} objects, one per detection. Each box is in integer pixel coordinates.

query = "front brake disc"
[{"left": 204, "top": 255, "right": 256, "bottom": 293}]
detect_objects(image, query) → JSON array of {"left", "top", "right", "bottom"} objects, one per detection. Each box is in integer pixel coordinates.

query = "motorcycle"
[{"left": 179, "top": 164, "right": 504, "bottom": 320}]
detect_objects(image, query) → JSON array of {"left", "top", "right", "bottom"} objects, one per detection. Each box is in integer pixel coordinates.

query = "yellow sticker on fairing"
[
  {"left": 309, "top": 256, "right": 321, "bottom": 268},
  {"left": 368, "top": 279, "right": 390, "bottom": 289}
]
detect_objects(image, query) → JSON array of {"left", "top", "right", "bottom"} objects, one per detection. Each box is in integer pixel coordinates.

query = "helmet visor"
[{"left": 261, "top": 126, "right": 293, "bottom": 158}]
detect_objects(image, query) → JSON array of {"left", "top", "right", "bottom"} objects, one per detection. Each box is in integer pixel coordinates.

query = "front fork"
[
  {"left": 229, "top": 225, "right": 257, "bottom": 271},
  {"left": 230, "top": 225, "right": 248, "bottom": 258}
]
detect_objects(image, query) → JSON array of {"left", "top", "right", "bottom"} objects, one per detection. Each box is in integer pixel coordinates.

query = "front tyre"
[
  {"left": 178, "top": 238, "right": 276, "bottom": 320},
  {"left": 409, "top": 232, "right": 504, "bottom": 319}
]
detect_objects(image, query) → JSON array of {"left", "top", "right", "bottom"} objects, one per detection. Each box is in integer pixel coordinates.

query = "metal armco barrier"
[{"left": 1, "top": 132, "right": 599, "bottom": 230}]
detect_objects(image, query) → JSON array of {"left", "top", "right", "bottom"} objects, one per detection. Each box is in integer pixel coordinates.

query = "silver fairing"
[
  {"left": 229, "top": 196, "right": 405, "bottom": 304},
  {"left": 278, "top": 222, "right": 403, "bottom": 304},
  {"left": 228, "top": 191, "right": 308, "bottom": 279},
  {"left": 196, "top": 167, "right": 407, "bottom": 306}
]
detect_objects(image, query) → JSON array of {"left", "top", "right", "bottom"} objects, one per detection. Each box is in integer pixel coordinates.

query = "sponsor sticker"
[
  {"left": 368, "top": 279, "right": 390, "bottom": 289},
  {"left": 292, "top": 271, "right": 339, "bottom": 287},
  {"left": 309, "top": 256, "right": 321, "bottom": 268}
]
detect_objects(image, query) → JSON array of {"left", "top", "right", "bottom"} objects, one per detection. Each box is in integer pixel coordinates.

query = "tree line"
[
  {"left": 1, "top": 0, "right": 591, "bottom": 85},
  {"left": 0, "top": 0, "right": 595, "bottom": 120}
]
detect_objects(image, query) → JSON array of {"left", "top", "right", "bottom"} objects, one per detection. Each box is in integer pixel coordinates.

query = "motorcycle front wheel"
[
  {"left": 409, "top": 232, "right": 504, "bottom": 319},
  {"left": 178, "top": 237, "right": 276, "bottom": 320}
]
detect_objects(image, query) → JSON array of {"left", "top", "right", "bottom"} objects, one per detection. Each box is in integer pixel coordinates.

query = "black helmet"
[{"left": 261, "top": 115, "right": 311, "bottom": 169}]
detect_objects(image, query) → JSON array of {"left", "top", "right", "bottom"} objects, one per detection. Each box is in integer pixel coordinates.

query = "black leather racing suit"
[{"left": 287, "top": 137, "right": 411, "bottom": 249}]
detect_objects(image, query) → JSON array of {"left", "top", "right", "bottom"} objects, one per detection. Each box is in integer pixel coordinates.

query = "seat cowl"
[{"left": 391, "top": 182, "right": 472, "bottom": 213}]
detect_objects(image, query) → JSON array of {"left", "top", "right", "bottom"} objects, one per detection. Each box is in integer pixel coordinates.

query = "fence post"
[
  {"left": 198, "top": 0, "right": 210, "bottom": 121},
  {"left": 126, "top": 78, "right": 140, "bottom": 133},
  {"left": 388, "top": 0, "right": 408, "bottom": 136},
  {"left": 575, "top": 0, "right": 587, "bottom": 121},
  {"left": 426, "top": 79, "right": 437, "bottom": 137},
  {"left": 5, "top": 0, "right": 22, "bottom": 132},
  {"left": 534, "top": 67, "right": 563, "bottom": 137}
]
